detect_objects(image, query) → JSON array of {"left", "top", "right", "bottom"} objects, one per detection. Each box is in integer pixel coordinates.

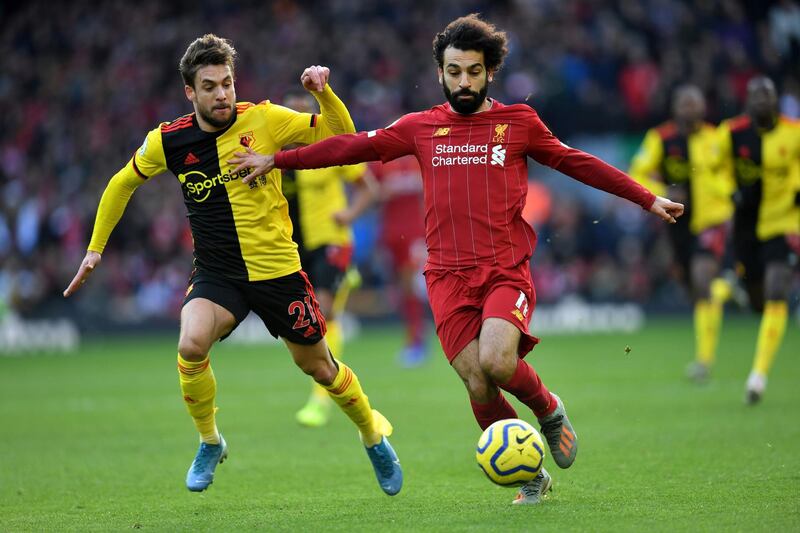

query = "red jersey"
[
  {"left": 274, "top": 99, "right": 656, "bottom": 271},
  {"left": 369, "top": 100, "right": 551, "bottom": 269},
  {"left": 369, "top": 156, "right": 425, "bottom": 241}
]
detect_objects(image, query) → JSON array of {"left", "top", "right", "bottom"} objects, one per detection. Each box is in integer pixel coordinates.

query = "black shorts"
[
  {"left": 183, "top": 269, "right": 326, "bottom": 345},
  {"left": 733, "top": 232, "right": 797, "bottom": 285},
  {"left": 669, "top": 222, "right": 727, "bottom": 281},
  {"left": 299, "top": 244, "right": 353, "bottom": 293},
  {"left": 668, "top": 220, "right": 693, "bottom": 279}
]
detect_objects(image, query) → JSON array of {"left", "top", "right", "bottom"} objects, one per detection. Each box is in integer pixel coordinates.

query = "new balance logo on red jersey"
[
  {"left": 184, "top": 152, "right": 200, "bottom": 165},
  {"left": 491, "top": 145, "right": 506, "bottom": 167}
]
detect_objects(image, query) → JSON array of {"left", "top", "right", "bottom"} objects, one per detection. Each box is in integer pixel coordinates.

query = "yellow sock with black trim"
[
  {"left": 324, "top": 361, "right": 390, "bottom": 446},
  {"left": 177, "top": 354, "right": 220, "bottom": 445},
  {"left": 752, "top": 301, "right": 788, "bottom": 377},
  {"left": 308, "top": 321, "right": 345, "bottom": 403},
  {"left": 694, "top": 299, "right": 723, "bottom": 367}
]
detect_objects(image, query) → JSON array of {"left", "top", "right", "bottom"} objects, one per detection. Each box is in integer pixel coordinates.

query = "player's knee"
[
  {"left": 690, "top": 256, "right": 716, "bottom": 299},
  {"left": 297, "top": 357, "right": 337, "bottom": 384},
  {"left": 692, "top": 280, "right": 712, "bottom": 300},
  {"left": 764, "top": 264, "right": 791, "bottom": 300},
  {"left": 464, "top": 375, "right": 495, "bottom": 403},
  {"left": 177, "top": 337, "right": 208, "bottom": 362},
  {"left": 478, "top": 348, "right": 515, "bottom": 383}
]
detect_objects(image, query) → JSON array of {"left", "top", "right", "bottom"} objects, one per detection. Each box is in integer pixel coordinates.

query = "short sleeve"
[
  {"left": 133, "top": 126, "right": 168, "bottom": 178},
  {"left": 366, "top": 113, "right": 418, "bottom": 162}
]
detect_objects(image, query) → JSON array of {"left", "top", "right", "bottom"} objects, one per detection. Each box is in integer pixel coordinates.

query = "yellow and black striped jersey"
[
  {"left": 87, "top": 85, "right": 355, "bottom": 281},
  {"left": 281, "top": 164, "right": 367, "bottom": 252},
  {"left": 629, "top": 121, "right": 734, "bottom": 235},
  {"left": 717, "top": 115, "right": 800, "bottom": 241}
]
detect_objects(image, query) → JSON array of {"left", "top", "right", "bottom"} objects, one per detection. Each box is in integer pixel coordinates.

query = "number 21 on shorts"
[{"left": 288, "top": 295, "right": 319, "bottom": 330}]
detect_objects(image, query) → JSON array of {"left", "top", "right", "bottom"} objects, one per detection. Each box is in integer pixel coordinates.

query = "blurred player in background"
[
  {"left": 629, "top": 85, "right": 735, "bottom": 383},
  {"left": 63, "top": 35, "right": 402, "bottom": 495},
  {"left": 717, "top": 76, "right": 800, "bottom": 404},
  {"left": 229, "top": 14, "right": 684, "bottom": 505},
  {"left": 281, "top": 92, "right": 379, "bottom": 428},
  {"left": 370, "top": 156, "right": 431, "bottom": 367}
]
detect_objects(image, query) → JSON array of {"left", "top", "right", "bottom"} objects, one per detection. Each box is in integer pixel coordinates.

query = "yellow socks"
[
  {"left": 694, "top": 299, "right": 723, "bottom": 367},
  {"left": 710, "top": 277, "right": 732, "bottom": 304},
  {"left": 752, "top": 301, "right": 788, "bottom": 377},
  {"left": 177, "top": 354, "right": 220, "bottom": 444},
  {"left": 306, "top": 320, "right": 344, "bottom": 404},
  {"left": 325, "top": 320, "right": 343, "bottom": 360},
  {"left": 324, "top": 361, "right": 390, "bottom": 446}
]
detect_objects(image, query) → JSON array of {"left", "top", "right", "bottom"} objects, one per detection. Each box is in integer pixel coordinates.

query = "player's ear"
[
  {"left": 487, "top": 70, "right": 494, "bottom": 83},
  {"left": 438, "top": 67, "right": 443, "bottom": 85},
  {"left": 184, "top": 84, "right": 195, "bottom": 103}
]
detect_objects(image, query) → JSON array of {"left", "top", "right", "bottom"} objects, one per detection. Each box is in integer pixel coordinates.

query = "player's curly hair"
[
  {"left": 432, "top": 14, "right": 508, "bottom": 72},
  {"left": 179, "top": 34, "right": 237, "bottom": 87}
]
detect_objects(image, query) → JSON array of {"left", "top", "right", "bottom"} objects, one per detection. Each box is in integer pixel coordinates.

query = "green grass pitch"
[{"left": 1, "top": 317, "right": 798, "bottom": 531}]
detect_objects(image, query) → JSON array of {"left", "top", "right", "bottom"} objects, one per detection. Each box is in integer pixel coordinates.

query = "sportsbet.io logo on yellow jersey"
[{"left": 177, "top": 168, "right": 251, "bottom": 202}]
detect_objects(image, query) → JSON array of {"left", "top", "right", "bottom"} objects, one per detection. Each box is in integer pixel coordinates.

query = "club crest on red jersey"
[{"left": 492, "top": 123, "right": 509, "bottom": 143}]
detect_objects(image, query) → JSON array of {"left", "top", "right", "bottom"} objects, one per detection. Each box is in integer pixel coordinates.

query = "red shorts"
[
  {"left": 384, "top": 233, "right": 426, "bottom": 270},
  {"left": 425, "top": 262, "right": 539, "bottom": 363}
]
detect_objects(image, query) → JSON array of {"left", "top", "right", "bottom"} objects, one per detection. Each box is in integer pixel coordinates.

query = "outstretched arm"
[
  {"left": 63, "top": 162, "right": 145, "bottom": 297},
  {"left": 526, "top": 110, "right": 683, "bottom": 223},
  {"left": 554, "top": 148, "right": 683, "bottom": 223},
  {"left": 230, "top": 132, "right": 380, "bottom": 184}
]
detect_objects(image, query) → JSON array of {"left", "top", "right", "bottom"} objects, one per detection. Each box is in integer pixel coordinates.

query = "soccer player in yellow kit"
[
  {"left": 630, "top": 85, "right": 735, "bottom": 382},
  {"left": 62, "top": 34, "right": 402, "bottom": 494},
  {"left": 281, "top": 93, "right": 378, "bottom": 427},
  {"left": 717, "top": 77, "right": 800, "bottom": 404}
]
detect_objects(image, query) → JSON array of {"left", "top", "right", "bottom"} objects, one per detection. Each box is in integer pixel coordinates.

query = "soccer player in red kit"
[
  {"left": 229, "top": 14, "right": 684, "bottom": 505},
  {"left": 370, "top": 156, "right": 430, "bottom": 367}
]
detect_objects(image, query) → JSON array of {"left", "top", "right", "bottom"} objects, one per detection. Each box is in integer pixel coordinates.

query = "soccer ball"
[{"left": 476, "top": 418, "right": 545, "bottom": 486}]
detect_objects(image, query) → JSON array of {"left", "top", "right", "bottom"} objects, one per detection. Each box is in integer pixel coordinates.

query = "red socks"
[
  {"left": 498, "top": 358, "right": 555, "bottom": 418},
  {"left": 402, "top": 294, "right": 425, "bottom": 346},
  {"left": 470, "top": 392, "right": 518, "bottom": 430}
]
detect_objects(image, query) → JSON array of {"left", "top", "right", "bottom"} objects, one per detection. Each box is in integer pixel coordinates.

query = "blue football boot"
[
  {"left": 365, "top": 436, "right": 403, "bottom": 495},
  {"left": 363, "top": 410, "right": 403, "bottom": 495},
  {"left": 186, "top": 435, "right": 228, "bottom": 492}
]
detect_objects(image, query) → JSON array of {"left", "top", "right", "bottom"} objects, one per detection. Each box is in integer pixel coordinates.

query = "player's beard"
[
  {"left": 199, "top": 103, "right": 235, "bottom": 129},
  {"left": 443, "top": 82, "right": 488, "bottom": 114}
]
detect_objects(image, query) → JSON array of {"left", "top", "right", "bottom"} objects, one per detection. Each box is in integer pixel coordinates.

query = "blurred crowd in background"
[{"left": 1, "top": 0, "right": 799, "bottom": 328}]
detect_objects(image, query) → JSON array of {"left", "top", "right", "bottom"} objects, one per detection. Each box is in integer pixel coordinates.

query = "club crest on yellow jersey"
[{"left": 239, "top": 131, "right": 255, "bottom": 147}]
